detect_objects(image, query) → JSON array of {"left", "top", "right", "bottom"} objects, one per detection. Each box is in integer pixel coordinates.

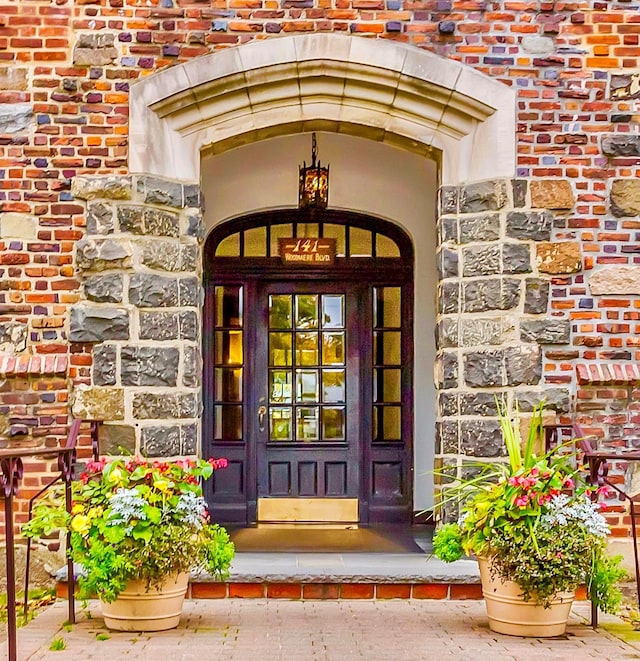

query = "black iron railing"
[{"left": 1, "top": 419, "right": 98, "bottom": 661}]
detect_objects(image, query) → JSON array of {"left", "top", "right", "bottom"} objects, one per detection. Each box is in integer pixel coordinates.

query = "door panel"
[{"left": 257, "top": 282, "right": 360, "bottom": 512}]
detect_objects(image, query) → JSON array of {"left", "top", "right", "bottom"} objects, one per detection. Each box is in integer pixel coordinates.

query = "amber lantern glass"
[{"left": 298, "top": 133, "right": 329, "bottom": 209}]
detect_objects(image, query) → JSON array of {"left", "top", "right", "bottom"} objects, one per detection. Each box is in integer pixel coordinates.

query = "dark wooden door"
[{"left": 255, "top": 281, "right": 361, "bottom": 513}]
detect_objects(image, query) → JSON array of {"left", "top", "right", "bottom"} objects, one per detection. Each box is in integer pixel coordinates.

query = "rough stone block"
[
  {"left": 458, "top": 213, "right": 500, "bottom": 243},
  {"left": 121, "top": 346, "right": 179, "bottom": 386},
  {"left": 505, "top": 211, "right": 552, "bottom": 241},
  {"left": 144, "top": 208, "right": 180, "bottom": 237},
  {"left": 93, "top": 344, "right": 117, "bottom": 386},
  {"left": 602, "top": 135, "right": 640, "bottom": 157},
  {"left": 71, "top": 175, "right": 131, "bottom": 200},
  {"left": 179, "top": 311, "right": 199, "bottom": 341},
  {"left": 99, "top": 424, "right": 136, "bottom": 455},
  {"left": 536, "top": 242, "right": 582, "bottom": 274},
  {"left": 117, "top": 205, "right": 145, "bottom": 234},
  {"left": 521, "top": 35, "right": 555, "bottom": 55},
  {"left": 516, "top": 388, "right": 570, "bottom": 413},
  {"left": 0, "top": 67, "right": 28, "bottom": 91},
  {"left": 137, "top": 175, "right": 184, "bottom": 208},
  {"left": 129, "top": 274, "right": 179, "bottom": 307},
  {"left": 69, "top": 305, "right": 129, "bottom": 342},
  {"left": 501, "top": 243, "right": 531, "bottom": 274},
  {"left": 84, "top": 274, "right": 123, "bottom": 303},
  {"left": 139, "top": 311, "right": 179, "bottom": 340},
  {"left": 438, "top": 392, "right": 458, "bottom": 417},
  {"left": 0, "top": 103, "right": 32, "bottom": 133},
  {"left": 183, "top": 345, "right": 201, "bottom": 387},
  {"left": 459, "top": 180, "right": 508, "bottom": 213},
  {"left": 520, "top": 319, "right": 570, "bottom": 344},
  {"left": 0, "top": 212, "right": 37, "bottom": 239},
  {"left": 462, "top": 245, "right": 500, "bottom": 276},
  {"left": 179, "top": 277, "right": 201, "bottom": 307},
  {"left": 141, "top": 240, "right": 181, "bottom": 271},
  {"left": 438, "top": 282, "right": 460, "bottom": 314},
  {"left": 462, "top": 278, "right": 520, "bottom": 312},
  {"left": 436, "top": 319, "right": 458, "bottom": 349},
  {"left": 72, "top": 385, "right": 124, "bottom": 420},
  {"left": 186, "top": 210, "right": 205, "bottom": 239},
  {"left": 438, "top": 217, "right": 458, "bottom": 243},
  {"left": 435, "top": 351, "right": 458, "bottom": 389},
  {"left": 611, "top": 179, "right": 640, "bottom": 217},
  {"left": 181, "top": 423, "right": 197, "bottom": 454},
  {"left": 610, "top": 72, "right": 640, "bottom": 101},
  {"left": 460, "top": 419, "right": 505, "bottom": 457},
  {"left": 73, "top": 36, "right": 118, "bottom": 66},
  {"left": 589, "top": 266, "right": 640, "bottom": 295},
  {"left": 459, "top": 392, "right": 500, "bottom": 416},
  {"left": 75, "top": 238, "right": 132, "bottom": 271},
  {"left": 86, "top": 202, "right": 115, "bottom": 235},
  {"left": 436, "top": 420, "right": 459, "bottom": 454},
  {"left": 184, "top": 185, "right": 201, "bottom": 208},
  {"left": 439, "top": 186, "right": 458, "bottom": 214},
  {"left": 511, "top": 179, "right": 527, "bottom": 208},
  {"left": 524, "top": 278, "right": 549, "bottom": 314},
  {"left": 132, "top": 392, "right": 199, "bottom": 419},
  {"left": 437, "top": 247, "right": 459, "bottom": 279},
  {"left": 459, "top": 318, "right": 503, "bottom": 347},
  {"left": 504, "top": 345, "right": 541, "bottom": 386},
  {"left": 463, "top": 350, "right": 504, "bottom": 387},
  {"left": 530, "top": 180, "right": 574, "bottom": 210},
  {"left": 141, "top": 425, "right": 181, "bottom": 456},
  {"left": 0, "top": 321, "right": 27, "bottom": 353}
]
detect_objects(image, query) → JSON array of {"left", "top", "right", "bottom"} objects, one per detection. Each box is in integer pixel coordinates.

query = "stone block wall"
[{"left": 68, "top": 175, "right": 204, "bottom": 458}]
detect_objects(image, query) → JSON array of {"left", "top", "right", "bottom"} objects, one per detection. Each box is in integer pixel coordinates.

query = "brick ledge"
[
  {"left": 0, "top": 354, "right": 68, "bottom": 378},
  {"left": 576, "top": 363, "right": 640, "bottom": 386}
]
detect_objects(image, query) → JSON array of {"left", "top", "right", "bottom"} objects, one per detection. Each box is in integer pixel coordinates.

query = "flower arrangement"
[
  {"left": 433, "top": 400, "right": 624, "bottom": 612},
  {"left": 23, "top": 456, "right": 235, "bottom": 603}
]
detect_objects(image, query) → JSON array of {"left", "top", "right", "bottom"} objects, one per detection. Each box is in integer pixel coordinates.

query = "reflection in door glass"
[
  {"left": 269, "top": 332, "right": 292, "bottom": 366},
  {"left": 215, "top": 286, "right": 243, "bottom": 327},
  {"left": 214, "top": 404, "right": 243, "bottom": 440},
  {"left": 322, "top": 369, "right": 345, "bottom": 403},
  {"left": 269, "top": 295, "right": 292, "bottom": 329},
  {"left": 373, "top": 287, "right": 401, "bottom": 328},
  {"left": 373, "top": 405, "right": 401, "bottom": 441},
  {"left": 322, "top": 295, "right": 344, "bottom": 328},
  {"left": 322, "top": 407, "right": 345, "bottom": 441},
  {"left": 373, "top": 331, "right": 401, "bottom": 365},
  {"left": 270, "top": 370, "right": 292, "bottom": 403},
  {"left": 322, "top": 332, "right": 344, "bottom": 365},
  {"left": 270, "top": 407, "right": 292, "bottom": 441},
  {"left": 296, "top": 370, "right": 319, "bottom": 403},
  {"left": 296, "top": 332, "right": 319, "bottom": 365},
  {"left": 215, "top": 368, "right": 242, "bottom": 402},
  {"left": 297, "top": 407, "right": 319, "bottom": 441},
  {"left": 295, "top": 295, "right": 318, "bottom": 329},
  {"left": 214, "top": 331, "right": 243, "bottom": 365}
]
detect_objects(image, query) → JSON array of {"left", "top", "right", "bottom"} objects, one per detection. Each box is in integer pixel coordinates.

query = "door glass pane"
[
  {"left": 270, "top": 407, "right": 292, "bottom": 441},
  {"left": 376, "top": 233, "right": 400, "bottom": 258},
  {"left": 269, "top": 332, "right": 292, "bottom": 366},
  {"left": 323, "top": 224, "right": 346, "bottom": 257},
  {"left": 295, "top": 295, "right": 318, "bottom": 329},
  {"left": 374, "top": 368, "right": 402, "bottom": 403},
  {"left": 214, "top": 330, "right": 243, "bottom": 365},
  {"left": 322, "top": 369, "right": 345, "bottom": 403},
  {"left": 373, "top": 405, "right": 401, "bottom": 441},
  {"left": 215, "top": 233, "right": 240, "bottom": 257},
  {"left": 270, "top": 223, "right": 293, "bottom": 257},
  {"left": 322, "top": 407, "right": 345, "bottom": 441},
  {"left": 296, "top": 332, "right": 319, "bottom": 366},
  {"left": 214, "top": 405, "right": 242, "bottom": 440},
  {"left": 322, "top": 332, "right": 344, "bottom": 365},
  {"left": 373, "top": 331, "right": 401, "bottom": 365},
  {"left": 373, "top": 287, "right": 401, "bottom": 328},
  {"left": 297, "top": 407, "right": 319, "bottom": 441},
  {"left": 269, "top": 295, "right": 292, "bottom": 329},
  {"left": 215, "top": 286, "right": 242, "bottom": 328},
  {"left": 270, "top": 370, "right": 292, "bottom": 403},
  {"left": 296, "top": 370, "right": 319, "bottom": 403},
  {"left": 321, "top": 295, "right": 344, "bottom": 328},
  {"left": 297, "top": 223, "right": 319, "bottom": 238},
  {"left": 350, "top": 227, "right": 372, "bottom": 257},
  {"left": 244, "top": 226, "right": 266, "bottom": 257},
  {"left": 215, "top": 368, "right": 242, "bottom": 402}
]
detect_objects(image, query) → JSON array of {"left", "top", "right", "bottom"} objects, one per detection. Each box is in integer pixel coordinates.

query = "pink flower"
[
  {"left": 596, "top": 485, "right": 610, "bottom": 498},
  {"left": 563, "top": 477, "right": 574, "bottom": 488},
  {"left": 514, "top": 495, "right": 529, "bottom": 507}
]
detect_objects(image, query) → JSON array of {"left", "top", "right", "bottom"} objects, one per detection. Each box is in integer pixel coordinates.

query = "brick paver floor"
[{"left": 9, "top": 599, "right": 640, "bottom": 661}]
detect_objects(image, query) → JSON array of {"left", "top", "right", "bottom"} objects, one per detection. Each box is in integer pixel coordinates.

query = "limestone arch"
[{"left": 129, "top": 34, "right": 516, "bottom": 186}]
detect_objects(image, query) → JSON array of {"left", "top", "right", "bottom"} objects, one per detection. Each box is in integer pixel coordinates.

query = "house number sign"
[{"left": 279, "top": 238, "right": 336, "bottom": 265}]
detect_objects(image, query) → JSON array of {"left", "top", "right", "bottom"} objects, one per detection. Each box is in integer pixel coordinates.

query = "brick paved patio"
[{"left": 11, "top": 599, "right": 640, "bottom": 661}]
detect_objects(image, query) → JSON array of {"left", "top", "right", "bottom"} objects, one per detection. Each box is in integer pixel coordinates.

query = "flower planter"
[
  {"left": 478, "top": 557, "right": 574, "bottom": 638},
  {"left": 101, "top": 572, "right": 190, "bottom": 632}
]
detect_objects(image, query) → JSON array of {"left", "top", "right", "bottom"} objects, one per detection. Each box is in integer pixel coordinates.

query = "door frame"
[{"left": 203, "top": 209, "right": 414, "bottom": 525}]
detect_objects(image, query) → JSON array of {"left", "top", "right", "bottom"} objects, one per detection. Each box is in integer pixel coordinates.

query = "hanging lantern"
[{"left": 298, "top": 133, "right": 329, "bottom": 209}]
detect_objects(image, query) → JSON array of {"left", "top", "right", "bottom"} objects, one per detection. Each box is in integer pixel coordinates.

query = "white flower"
[
  {"left": 540, "top": 494, "right": 609, "bottom": 538},
  {"left": 107, "top": 487, "right": 147, "bottom": 531},
  {"left": 174, "top": 491, "right": 207, "bottom": 529}
]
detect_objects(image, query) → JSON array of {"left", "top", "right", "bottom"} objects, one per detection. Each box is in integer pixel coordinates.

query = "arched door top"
[{"left": 129, "top": 34, "right": 516, "bottom": 185}]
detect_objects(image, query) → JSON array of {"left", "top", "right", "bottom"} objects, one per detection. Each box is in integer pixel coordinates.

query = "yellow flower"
[
  {"left": 154, "top": 479, "right": 170, "bottom": 492},
  {"left": 70, "top": 515, "right": 91, "bottom": 536},
  {"left": 71, "top": 504, "right": 84, "bottom": 515},
  {"left": 108, "top": 467, "right": 123, "bottom": 484}
]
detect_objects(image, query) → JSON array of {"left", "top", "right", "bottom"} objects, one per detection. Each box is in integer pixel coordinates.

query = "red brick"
[
  {"left": 449, "top": 584, "right": 483, "bottom": 599},
  {"left": 191, "top": 582, "right": 227, "bottom": 599},
  {"left": 302, "top": 584, "right": 340, "bottom": 599},
  {"left": 376, "top": 584, "right": 411, "bottom": 599},
  {"left": 228, "top": 583, "right": 265, "bottom": 598},
  {"left": 266, "top": 583, "right": 302, "bottom": 599},
  {"left": 412, "top": 584, "right": 449, "bottom": 599},
  {"left": 340, "top": 584, "right": 375, "bottom": 599}
]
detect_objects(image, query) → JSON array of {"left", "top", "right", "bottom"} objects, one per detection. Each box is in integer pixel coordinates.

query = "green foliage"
[
  {"left": 96, "top": 633, "right": 110, "bottom": 641},
  {"left": 23, "top": 457, "right": 234, "bottom": 603},
  {"left": 49, "top": 637, "right": 66, "bottom": 651},
  {"left": 433, "top": 399, "right": 623, "bottom": 611}
]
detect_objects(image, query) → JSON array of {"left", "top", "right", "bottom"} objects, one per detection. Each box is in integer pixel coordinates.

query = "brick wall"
[{"left": 1, "top": 0, "right": 640, "bottom": 530}]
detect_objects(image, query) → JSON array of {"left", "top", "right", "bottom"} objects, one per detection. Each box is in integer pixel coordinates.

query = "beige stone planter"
[
  {"left": 101, "top": 572, "right": 189, "bottom": 632},
  {"left": 478, "top": 557, "right": 574, "bottom": 637}
]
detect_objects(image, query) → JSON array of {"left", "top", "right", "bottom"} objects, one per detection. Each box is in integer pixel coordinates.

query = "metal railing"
[{"left": 1, "top": 419, "right": 98, "bottom": 661}]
